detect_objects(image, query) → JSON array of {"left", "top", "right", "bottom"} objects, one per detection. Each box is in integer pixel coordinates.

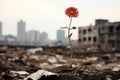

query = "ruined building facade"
[
  {"left": 78, "top": 19, "right": 120, "bottom": 52},
  {"left": 78, "top": 25, "right": 99, "bottom": 50}
]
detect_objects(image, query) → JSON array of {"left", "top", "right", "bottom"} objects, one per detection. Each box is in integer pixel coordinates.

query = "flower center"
[{"left": 70, "top": 11, "right": 74, "bottom": 14}]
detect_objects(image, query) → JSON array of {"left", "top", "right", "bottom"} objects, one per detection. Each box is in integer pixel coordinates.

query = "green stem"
[{"left": 68, "top": 17, "right": 73, "bottom": 59}]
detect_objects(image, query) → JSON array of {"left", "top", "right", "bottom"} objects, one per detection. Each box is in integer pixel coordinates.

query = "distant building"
[
  {"left": 95, "top": 19, "right": 108, "bottom": 26},
  {"left": 5, "top": 34, "right": 16, "bottom": 42},
  {"left": 0, "top": 22, "right": 2, "bottom": 36},
  {"left": 17, "top": 20, "right": 26, "bottom": 43},
  {"left": 27, "top": 30, "right": 40, "bottom": 45},
  {"left": 40, "top": 32, "right": 49, "bottom": 46},
  {"left": 0, "top": 22, "right": 4, "bottom": 42},
  {"left": 0, "top": 35, "right": 4, "bottom": 42},
  {"left": 56, "top": 29, "right": 65, "bottom": 46},
  {"left": 78, "top": 19, "right": 120, "bottom": 52}
]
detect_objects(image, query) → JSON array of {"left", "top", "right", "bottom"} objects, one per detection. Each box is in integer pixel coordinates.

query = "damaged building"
[
  {"left": 78, "top": 25, "right": 99, "bottom": 50},
  {"left": 78, "top": 19, "right": 120, "bottom": 52}
]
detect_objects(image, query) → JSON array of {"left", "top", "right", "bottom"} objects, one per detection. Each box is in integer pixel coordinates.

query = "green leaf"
[{"left": 68, "top": 33, "right": 73, "bottom": 38}]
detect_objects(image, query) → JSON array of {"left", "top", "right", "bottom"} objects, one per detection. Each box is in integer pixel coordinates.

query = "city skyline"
[{"left": 0, "top": 0, "right": 120, "bottom": 40}]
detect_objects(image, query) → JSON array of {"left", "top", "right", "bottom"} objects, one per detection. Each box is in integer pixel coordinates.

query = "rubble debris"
[
  {"left": 47, "top": 56, "right": 57, "bottom": 63},
  {"left": 0, "top": 46, "right": 8, "bottom": 53},
  {"left": 24, "top": 70, "right": 59, "bottom": 80},
  {"left": 0, "top": 46, "right": 120, "bottom": 80},
  {"left": 50, "top": 65, "right": 120, "bottom": 80},
  {"left": 10, "top": 71, "right": 29, "bottom": 76},
  {"left": 60, "top": 74, "right": 82, "bottom": 80},
  {"left": 27, "top": 47, "right": 43, "bottom": 54}
]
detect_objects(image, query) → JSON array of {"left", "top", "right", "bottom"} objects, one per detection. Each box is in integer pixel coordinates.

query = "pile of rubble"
[
  {"left": 50, "top": 65, "right": 120, "bottom": 80},
  {"left": 0, "top": 46, "right": 120, "bottom": 80}
]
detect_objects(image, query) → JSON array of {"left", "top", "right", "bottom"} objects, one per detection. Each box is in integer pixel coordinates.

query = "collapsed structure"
[{"left": 78, "top": 19, "right": 120, "bottom": 52}]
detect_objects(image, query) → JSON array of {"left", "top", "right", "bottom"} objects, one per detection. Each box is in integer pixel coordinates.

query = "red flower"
[{"left": 65, "top": 7, "right": 78, "bottom": 17}]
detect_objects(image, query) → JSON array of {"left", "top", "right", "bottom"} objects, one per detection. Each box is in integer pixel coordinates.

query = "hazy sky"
[{"left": 0, "top": 0, "right": 120, "bottom": 40}]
